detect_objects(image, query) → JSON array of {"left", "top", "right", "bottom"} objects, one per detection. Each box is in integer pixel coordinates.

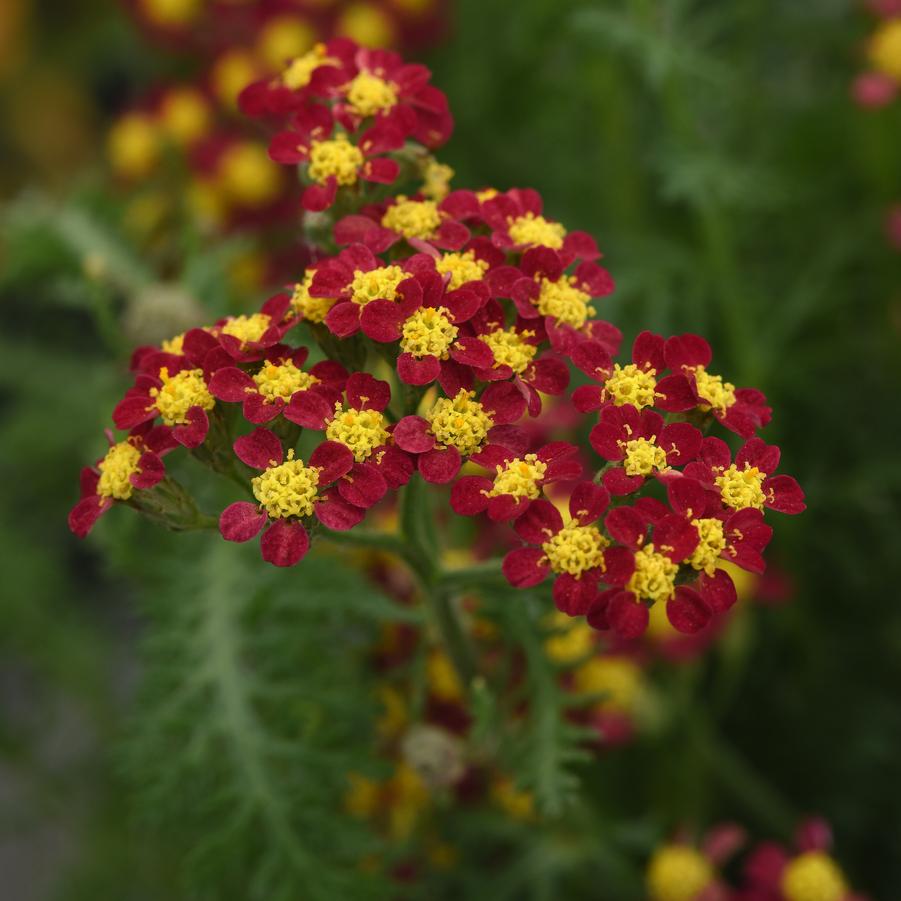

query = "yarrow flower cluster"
[{"left": 71, "top": 37, "right": 805, "bottom": 648}]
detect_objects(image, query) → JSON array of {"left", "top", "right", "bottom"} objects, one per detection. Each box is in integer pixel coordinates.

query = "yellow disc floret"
[
  {"left": 489, "top": 455, "right": 547, "bottom": 499},
  {"left": 604, "top": 363, "right": 658, "bottom": 408},
  {"left": 573, "top": 656, "right": 643, "bottom": 713},
  {"left": 308, "top": 133, "right": 364, "bottom": 186},
  {"left": 221, "top": 313, "right": 271, "bottom": 347},
  {"left": 628, "top": 544, "right": 679, "bottom": 604},
  {"left": 647, "top": 845, "right": 714, "bottom": 901},
  {"left": 535, "top": 276, "right": 594, "bottom": 329},
  {"left": 282, "top": 44, "right": 337, "bottom": 90},
  {"left": 481, "top": 328, "right": 537, "bottom": 374},
  {"left": 436, "top": 250, "right": 488, "bottom": 290},
  {"left": 401, "top": 306, "right": 458, "bottom": 358},
  {"left": 150, "top": 367, "right": 215, "bottom": 425},
  {"left": 252, "top": 360, "right": 318, "bottom": 403},
  {"left": 688, "top": 518, "right": 726, "bottom": 575},
  {"left": 350, "top": 265, "right": 407, "bottom": 305},
  {"left": 97, "top": 441, "right": 143, "bottom": 501},
  {"left": 508, "top": 212, "right": 566, "bottom": 250},
  {"left": 161, "top": 332, "right": 186, "bottom": 355},
  {"left": 381, "top": 198, "right": 442, "bottom": 240},
  {"left": 427, "top": 389, "right": 493, "bottom": 456},
  {"left": 252, "top": 449, "right": 320, "bottom": 519},
  {"left": 869, "top": 19, "right": 901, "bottom": 80},
  {"left": 326, "top": 404, "right": 390, "bottom": 461},
  {"left": 715, "top": 464, "right": 766, "bottom": 511},
  {"left": 621, "top": 437, "right": 667, "bottom": 477},
  {"left": 780, "top": 852, "right": 848, "bottom": 901},
  {"left": 291, "top": 272, "right": 335, "bottom": 323},
  {"left": 346, "top": 71, "right": 398, "bottom": 117},
  {"left": 542, "top": 521, "right": 608, "bottom": 577},
  {"left": 421, "top": 158, "right": 454, "bottom": 202},
  {"left": 691, "top": 366, "right": 736, "bottom": 414}
]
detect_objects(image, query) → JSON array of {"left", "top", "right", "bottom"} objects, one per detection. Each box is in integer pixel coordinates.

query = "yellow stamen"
[
  {"left": 400, "top": 306, "right": 458, "bottom": 358},
  {"left": 426, "top": 389, "right": 494, "bottom": 456},
  {"left": 715, "top": 464, "right": 766, "bottom": 511},
  {"left": 308, "top": 133, "right": 364, "bottom": 186},
  {"left": 381, "top": 197, "right": 442, "bottom": 240},
  {"left": 326, "top": 404, "right": 389, "bottom": 462},
  {"left": 252, "top": 360, "right": 318, "bottom": 403},
  {"left": 535, "top": 276, "right": 594, "bottom": 328},
  {"left": 541, "top": 521, "right": 608, "bottom": 577},
  {"left": 150, "top": 367, "right": 215, "bottom": 425},
  {"left": 627, "top": 544, "right": 678, "bottom": 604},
  {"left": 508, "top": 212, "right": 566, "bottom": 249},
  {"left": 252, "top": 449, "right": 320, "bottom": 519},
  {"left": 97, "top": 441, "right": 143, "bottom": 501}
]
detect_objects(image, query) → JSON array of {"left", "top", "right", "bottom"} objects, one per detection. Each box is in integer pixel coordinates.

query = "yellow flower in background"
[
  {"left": 211, "top": 49, "right": 261, "bottom": 108},
  {"left": 573, "top": 656, "right": 644, "bottom": 714},
  {"left": 108, "top": 112, "right": 160, "bottom": 180},
  {"left": 217, "top": 142, "right": 283, "bottom": 208},
  {"left": 781, "top": 852, "right": 847, "bottom": 901},
  {"left": 426, "top": 650, "right": 463, "bottom": 702},
  {"left": 647, "top": 845, "right": 714, "bottom": 901},
  {"left": 869, "top": 18, "right": 901, "bottom": 81},
  {"left": 256, "top": 14, "right": 317, "bottom": 72},
  {"left": 158, "top": 87, "right": 211, "bottom": 146},
  {"left": 543, "top": 611, "right": 595, "bottom": 665},
  {"left": 137, "top": 0, "right": 202, "bottom": 27},
  {"left": 491, "top": 777, "right": 535, "bottom": 821},
  {"left": 336, "top": 3, "right": 395, "bottom": 49}
]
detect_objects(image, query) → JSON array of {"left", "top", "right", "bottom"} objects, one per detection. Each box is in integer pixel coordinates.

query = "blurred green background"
[{"left": 2, "top": 0, "right": 900, "bottom": 898}]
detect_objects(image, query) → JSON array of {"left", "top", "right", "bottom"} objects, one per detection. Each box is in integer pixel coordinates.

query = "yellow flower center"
[
  {"left": 427, "top": 390, "right": 494, "bottom": 456},
  {"left": 350, "top": 265, "right": 407, "bottom": 305},
  {"left": 107, "top": 113, "right": 159, "bottom": 179},
  {"left": 218, "top": 143, "right": 282, "bottom": 207},
  {"left": 628, "top": 544, "right": 679, "bottom": 604},
  {"left": 221, "top": 313, "right": 271, "bottom": 346},
  {"left": 150, "top": 367, "right": 215, "bottom": 425},
  {"left": 308, "top": 134, "right": 364, "bottom": 186},
  {"left": 421, "top": 158, "right": 454, "bottom": 202},
  {"left": 869, "top": 19, "right": 901, "bottom": 80},
  {"left": 647, "top": 846, "right": 714, "bottom": 901},
  {"left": 282, "top": 44, "right": 336, "bottom": 90},
  {"left": 252, "top": 360, "right": 318, "bottom": 403},
  {"left": 715, "top": 464, "right": 766, "bottom": 511},
  {"left": 508, "top": 212, "right": 566, "bottom": 250},
  {"left": 161, "top": 332, "right": 186, "bottom": 355},
  {"left": 381, "top": 198, "right": 442, "bottom": 240},
  {"left": 400, "top": 306, "right": 458, "bottom": 358},
  {"left": 256, "top": 16, "right": 316, "bottom": 72},
  {"left": 326, "top": 404, "right": 390, "bottom": 462},
  {"left": 489, "top": 454, "right": 547, "bottom": 499},
  {"left": 605, "top": 363, "right": 658, "bottom": 408},
  {"left": 691, "top": 366, "right": 736, "bottom": 414},
  {"left": 97, "top": 441, "right": 143, "bottom": 501},
  {"left": 481, "top": 328, "right": 537, "bottom": 374},
  {"left": 535, "top": 276, "right": 595, "bottom": 328},
  {"left": 688, "top": 518, "right": 726, "bottom": 575},
  {"left": 573, "top": 657, "right": 643, "bottom": 713},
  {"left": 543, "top": 612, "right": 595, "bottom": 664},
  {"left": 781, "top": 852, "right": 848, "bottom": 901},
  {"left": 252, "top": 449, "right": 321, "bottom": 519},
  {"left": 336, "top": 3, "right": 395, "bottom": 50},
  {"left": 620, "top": 436, "right": 667, "bottom": 477},
  {"left": 346, "top": 72, "right": 398, "bottom": 117},
  {"left": 435, "top": 250, "right": 488, "bottom": 290},
  {"left": 290, "top": 272, "right": 336, "bottom": 323},
  {"left": 159, "top": 88, "right": 210, "bottom": 146},
  {"left": 541, "top": 521, "right": 609, "bottom": 577}
]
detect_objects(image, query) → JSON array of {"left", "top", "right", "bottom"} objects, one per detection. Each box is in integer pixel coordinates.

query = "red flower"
[
  {"left": 589, "top": 404, "right": 703, "bottom": 496},
  {"left": 502, "top": 483, "right": 631, "bottom": 615},
  {"left": 68, "top": 427, "right": 172, "bottom": 538},
  {"left": 682, "top": 436, "right": 805, "bottom": 516},
  {"left": 269, "top": 105, "right": 403, "bottom": 211},
  {"left": 211, "top": 293, "right": 296, "bottom": 362},
  {"left": 393, "top": 383, "right": 527, "bottom": 483},
  {"left": 209, "top": 346, "right": 348, "bottom": 424},
  {"left": 451, "top": 441, "right": 582, "bottom": 522},
  {"left": 219, "top": 428, "right": 378, "bottom": 567},
  {"left": 404, "top": 238, "right": 507, "bottom": 295},
  {"left": 656, "top": 333, "right": 772, "bottom": 437}
]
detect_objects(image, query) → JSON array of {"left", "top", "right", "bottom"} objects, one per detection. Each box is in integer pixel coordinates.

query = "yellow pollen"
[
  {"left": 541, "top": 521, "right": 608, "bottom": 577},
  {"left": 488, "top": 454, "right": 547, "bottom": 499},
  {"left": 426, "top": 389, "right": 494, "bottom": 456},
  {"left": 381, "top": 197, "right": 442, "bottom": 240},
  {"left": 691, "top": 366, "right": 736, "bottom": 414},
  {"left": 308, "top": 134, "right": 364, "bottom": 186},
  {"left": 161, "top": 332, "right": 186, "bottom": 355},
  {"left": 780, "top": 852, "right": 848, "bottom": 901},
  {"left": 252, "top": 360, "right": 318, "bottom": 403},
  {"left": 350, "top": 265, "right": 407, "bottom": 305},
  {"left": 290, "top": 272, "right": 335, "bottom": 323},
  {"left": 688, "top": 518, "right": 726, "bottom": 575},
  {"left": 715, "top": 464, "right": 766, "bottom": 511},
  {"left": 628, "top": 544, "right": 679, "bottom": 604},
  {"left": 97, "top": 441, "right": 143, "bottom": 501},
  {"left": 221, "top": 313, "right": 271, "bottom": 347},
  {"left": 647, "top": 845, "right": 714, "bottom": 901},
  {"left": 869, "top": 19, "right": 901, "bottom": 80},
  {"left": 346, "top": 72, "right": 398, "bottom": 117},
  {"left": 252, "top": 449, "right": 321, "bottom": 519},
  {"left": 421, "top": 158, "right": 454, "bottom": 201},
  {"left": 508, "top": 212, "right": 566, "bottom": 250},
  {"left": 325, "top": 404, "right": 390, "bottom": 462},
  {"left": 481, "top": 328, "right": 538, "bottom": 374},
  {"left": 535, "top": 276, "right": 594, "bottom": 329},
  {"left": 400, "top": 306, "right": 458, "bottom": 358},
  {"left": 573, "top": 657, "right": 643, "bottom": 714},
  {"left": 435, "top": 250, "right": 488, "bottom": 290},
  {"left": 543, "top": 612, "right": 595, "bottom": 664},
  {"left": 620, "top": 436, "right": 667, "bottom": 477},
  {"left": 604, "top": 363, "right": 658, "bottom": 408},
  {"left": 282, "top": 44, "right": 336, "bottom": 90},
  {"left": 150, "top": 367, "right": 215, "bottom": 425}
]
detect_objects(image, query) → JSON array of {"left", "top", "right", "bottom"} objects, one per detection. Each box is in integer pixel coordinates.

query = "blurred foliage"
[{"left": 1, "top": 0, "right": 901, "bottom": 898}]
